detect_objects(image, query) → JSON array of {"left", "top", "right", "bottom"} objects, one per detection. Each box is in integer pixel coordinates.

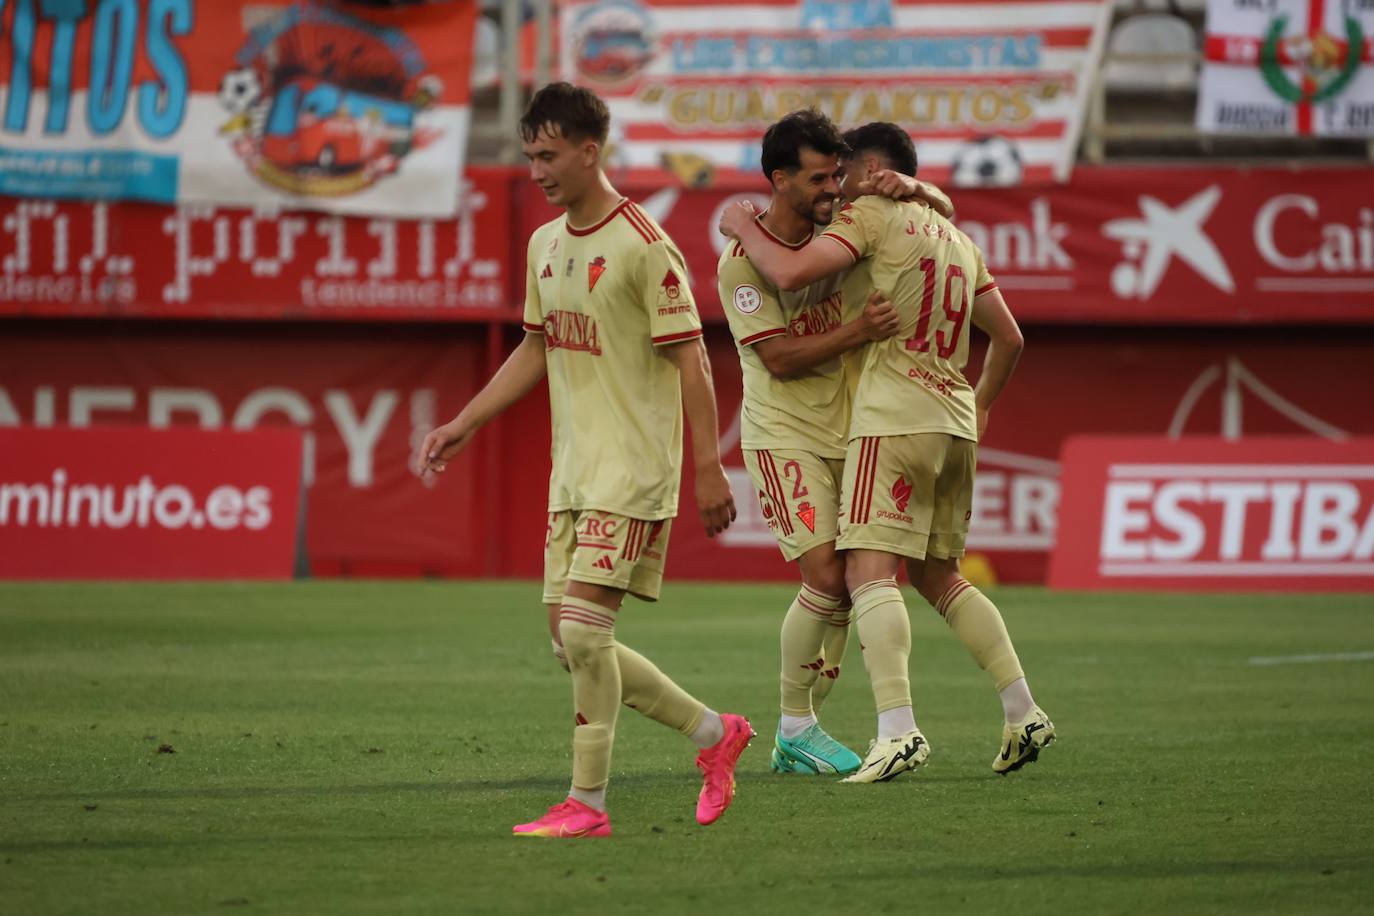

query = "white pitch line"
[{"left": 1247, "top": 651, "right": 1374, "bottom": 667}]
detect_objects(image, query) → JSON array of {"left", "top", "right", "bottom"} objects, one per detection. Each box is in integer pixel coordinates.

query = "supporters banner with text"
[
  {"left": 1050, "top": 437, "right": 1374, "bottom": 592},
  {"left": 0, "top": 0, "right": 475, "bottom": 216},
  {"left": 1198, "top": 0, "right": 1374, "bottom": 136},
  {"left": 560, "top": 0, "right": 1112, "bottom": 188},
  {"left": 0, "top": 426, "right": 304, "bottom": 580}
]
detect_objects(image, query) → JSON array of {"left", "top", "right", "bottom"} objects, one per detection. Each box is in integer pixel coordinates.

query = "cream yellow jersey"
[
  {"left": 818, "top": 196, "right": 997, "bottom": 442},
  {"left": 522, "top": 198, "right": 702, "bottom": 520},
  {"left": 717, "top": 218, "right": 851, "bottom": 458}
]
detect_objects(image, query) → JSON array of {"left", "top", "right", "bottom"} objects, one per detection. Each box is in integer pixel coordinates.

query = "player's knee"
[
  {"left": 558, "top": 618, "right": 613, "bottom": 669},
  {"left": 804, "top": 566, "right": 847, "bottom": 602},
  {"left": 918, "top": 565, "right": 962, "bottom": 609}
]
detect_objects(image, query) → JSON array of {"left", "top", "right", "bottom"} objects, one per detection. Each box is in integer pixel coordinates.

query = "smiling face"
[
  {"left": 773, "top": 146, "right": 844, "bottom": 226},
  {"left": 521, "top": 123, "right": 600, "bottom": 210}
]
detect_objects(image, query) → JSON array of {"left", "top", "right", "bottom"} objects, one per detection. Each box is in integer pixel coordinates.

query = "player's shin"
[
  {"left": 936, "top": 580, "right": 1032, "bottom": 720},
  {"left": 559, "top": 598, "right": 622, "bottom": 809},
  {"left": 616, "top": 643, "right": 707, "bottom": 737},
  {"left": 779, "top": 585, "right": 843, "bottom": 734},
  {"left": 852, "top": 577, "right": 915, "bottom": 735},
  {"left": 810, "top": 598, "right": 851, "bottom": 713}
]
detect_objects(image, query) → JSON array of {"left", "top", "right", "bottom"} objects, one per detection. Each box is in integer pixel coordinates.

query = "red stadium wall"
[
  {"left": 2, "top": 322, "right": 1372, "bottom": 583},
  {"left": 3, "top": 165, "right": 1373, "bottom": 583}
]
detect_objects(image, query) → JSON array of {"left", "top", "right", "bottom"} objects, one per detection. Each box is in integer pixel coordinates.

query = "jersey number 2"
[{"left": 904, "top": 258, "right": 968, "bottom": 359}]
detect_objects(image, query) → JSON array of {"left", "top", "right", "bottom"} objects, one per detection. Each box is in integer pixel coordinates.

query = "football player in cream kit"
[
  {"left": 421, "top": 83, "right": 752, "bottom": 838},
  {"left": 719, "top": 110, "right": 954, "bottom": 777}
]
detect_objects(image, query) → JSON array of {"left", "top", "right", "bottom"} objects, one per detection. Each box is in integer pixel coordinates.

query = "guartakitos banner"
[
  {"left": 0, "top": 0, "right": 475, "bottom": 217},
  {"left": 1198, "top": 0, "right": 1374, "bottom": 136},
  {"left": 560, "top": 0, "right": 1112, "bottom": 188}
]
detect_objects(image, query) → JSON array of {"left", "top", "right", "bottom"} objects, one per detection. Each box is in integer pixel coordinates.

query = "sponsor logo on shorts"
[
  {"left": 643, "top": 520, "right": 666, "bottom": 561},
  {"left": 757, "top": 489, "right": 781, "bottom": 531},
  {"left": 892, "top": 476, "right": 913, "bottom": 513},
  {"left": 593, "top": 554, "right": 616, "bottom": 572}
]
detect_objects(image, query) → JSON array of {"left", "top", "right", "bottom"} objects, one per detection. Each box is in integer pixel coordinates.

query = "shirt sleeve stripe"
[
  {"left": 623, "top": 205, "right": 661, "bottom": 244},
  {"left": 522, "top": 321, "right": 544, "bottom": 333},
  {"left": 739, "top": 328, "right": 787, "bottom": 346},
  {"left": 974, "top": 282, "right": 999, "bottom": 297},
  {"left": 629, "top": 203, "right": 662, "bottom": 240},
  {"left": 652, "top": 329, "right": 703, "bottom": 345},
  {"left": 818, "top": 233, "right": 860, "bottom": 262}
]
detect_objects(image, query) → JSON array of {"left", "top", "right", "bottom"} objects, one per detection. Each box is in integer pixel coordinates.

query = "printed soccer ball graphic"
[
  {"left": 950, "top": 135, "right": 1024, "bottom": 188},
  {"left": 219, "top": 68, "right": 262, "bottom": 114}
]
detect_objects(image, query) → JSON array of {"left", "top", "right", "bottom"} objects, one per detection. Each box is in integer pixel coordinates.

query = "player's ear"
[
  {"left": 581, "top": 139, "right": 601, "bottom": 167},
  {"left": 769, "top": 168, "right": 788, "bottom": 193}
]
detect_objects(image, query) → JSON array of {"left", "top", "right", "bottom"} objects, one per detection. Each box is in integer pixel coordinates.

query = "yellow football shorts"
[
  {"left": 743, "top": 448, "right": 845, "bottom": 562},
  {"left": 543, "top": 509, "right": 672, "bottom": 603},
  {"left": 836, "top": 433, "right": 976, "bottom": 561}
]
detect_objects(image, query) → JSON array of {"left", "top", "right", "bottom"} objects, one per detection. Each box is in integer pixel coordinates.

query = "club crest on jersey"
[
  {"left": 588, "top": 256, "right": 607, "bottom": 292},
  {"left": 796, "top": 501, "right": 816, "bottom": 533}
]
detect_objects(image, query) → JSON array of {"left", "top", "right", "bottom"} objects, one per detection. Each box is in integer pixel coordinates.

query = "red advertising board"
[
  {"left": 520, "top": 166, "right": 1374, "bottom": 324},
  {"left": 2, "top": 165, "right": 1371, "bottom": 324},
  {"left": 2, "top": 323, "right": 1372, "bottom": 584},
  {"left": 0, "top": 168, "right": 515, "bottom": 320},
  {"left": 1050, "top": 437, "right": 1374, "bottom": 592},
  {"left": 0, "top": 426, "right": 303, "bottom": 580}
]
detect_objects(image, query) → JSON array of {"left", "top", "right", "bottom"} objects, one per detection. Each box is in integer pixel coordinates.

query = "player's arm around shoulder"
[
  {"left": 659, "top": 337, "right": 737, "bottom": 537},
  {"left": 753, "top": 290, "right": 900, "bottom": 379},
  {"left": 718, "top": 201, "right": 854, "bottom": 292}
]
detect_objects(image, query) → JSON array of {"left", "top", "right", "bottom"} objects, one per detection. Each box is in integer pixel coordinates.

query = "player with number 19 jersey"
[{"left": 820, "top": 195, "right": 996, "bottom": 444}]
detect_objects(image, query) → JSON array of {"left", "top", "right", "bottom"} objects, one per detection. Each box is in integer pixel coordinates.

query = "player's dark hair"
[
  {"left": 759, "top": 109, "right": 850, "bottom": 179},
  {"left": 519, "top": 81, "right": 610, "bottom": 145},
  {"left": 842, "top": 122, "right": 919, "bottom": 177}
]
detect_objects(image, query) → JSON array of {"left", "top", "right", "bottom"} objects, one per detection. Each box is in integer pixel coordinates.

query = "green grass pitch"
[{"left": 1, "top": 581, "right": 1372, "bottom": 915}]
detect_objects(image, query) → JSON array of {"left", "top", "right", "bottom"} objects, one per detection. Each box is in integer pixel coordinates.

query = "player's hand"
[
  {"left": 417, "top": 419, "right": 475, "bottom": 476},
  {"left": 855, "top": 169, "right": 913, "bottom": 201},
  {"left": 859, "top": 290, "right": 901, "bottom": 341},
  {"left": 857, "top": 171, "right": 955, "bottom": 219},
  {"left": 976, "top": 404, "right": 990, "bottom": 440},
  {"left": 717, "top": 200, "right": 756, "bottom": 239},
  {"left": 695, "top": 463, "right": 736, "bottom": 538}
]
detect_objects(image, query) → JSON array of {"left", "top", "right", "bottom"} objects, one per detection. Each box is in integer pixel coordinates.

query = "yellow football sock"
[
  {"left": 559, "top": 597, "right": 620, "bottom": 791},
  {"left": 780, "top": 585, "right": 845, "bottom": 717},
  {"left": 852, "top": 578, "right": 912, "bottom": 714},
  {"left": 937, "top": 580, "right": 1025, "bottom": 691},
  {"left": 811, "top": 599, "right": 851, "bottom": 713},
  {"left": 616, "top": 643, "right": 706, "bottom": 737}
]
